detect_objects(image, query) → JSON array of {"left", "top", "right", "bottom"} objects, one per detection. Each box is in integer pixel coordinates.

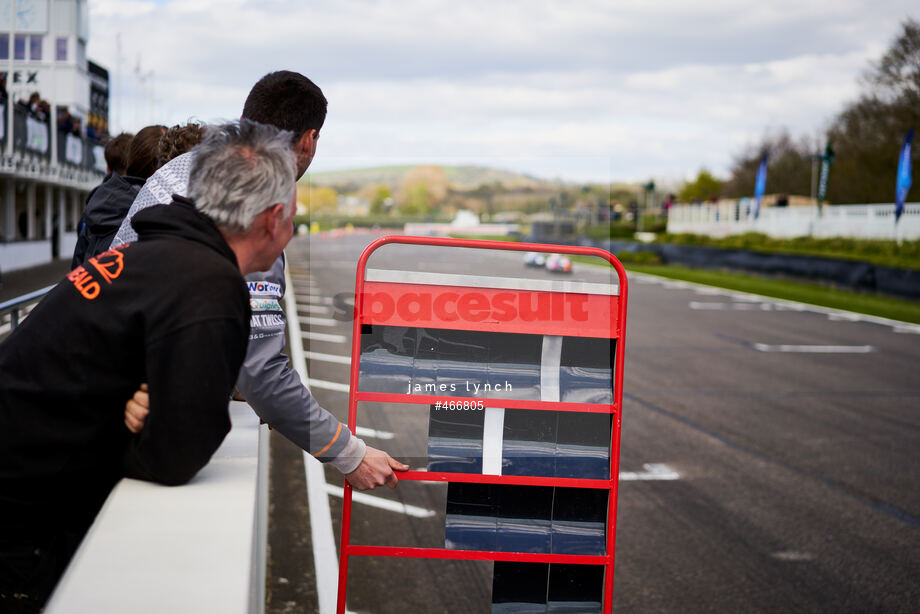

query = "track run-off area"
[{"left": 266, "top": 232, "right": 920, "bottom": 614}]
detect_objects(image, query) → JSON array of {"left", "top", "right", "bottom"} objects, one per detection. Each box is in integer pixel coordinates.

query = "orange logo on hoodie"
[{"left": 67, "top": 245, "right": 129, "bottom": 300}]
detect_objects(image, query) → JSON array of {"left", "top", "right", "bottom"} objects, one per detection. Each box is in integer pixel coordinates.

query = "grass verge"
[{"left": 623, "top": 264, "right": 920, "bottom": 324}]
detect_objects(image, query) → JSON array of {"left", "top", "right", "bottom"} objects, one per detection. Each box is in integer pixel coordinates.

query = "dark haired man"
[{"left": 112, "top": 71, "right": 406, "bottom": 490}]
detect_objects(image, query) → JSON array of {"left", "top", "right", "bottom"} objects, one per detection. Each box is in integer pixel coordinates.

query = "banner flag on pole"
[
  {"left": 895, "top": 129, "right": 913, "bottom": 223},
  {"left": 817, "top": 141, "right": 834, "bottom": 213},
  {"left": 753, "top": 151, "right": 768, "bottom": 219}
]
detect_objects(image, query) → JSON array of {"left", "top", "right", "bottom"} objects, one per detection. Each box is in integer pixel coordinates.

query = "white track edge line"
[
  {"left": 284, "top": 267, "right": 339, "bottom": 614},
  {"left": 324, "top": 485, "right": 435, "bottom": 518}
]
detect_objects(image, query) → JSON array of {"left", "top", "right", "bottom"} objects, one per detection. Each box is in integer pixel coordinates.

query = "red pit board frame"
[{"left": 337, "top": 235, "right": 629, "bottom": 613}]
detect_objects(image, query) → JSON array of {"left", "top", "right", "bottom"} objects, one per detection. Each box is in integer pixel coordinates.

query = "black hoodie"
[
  {"left": 71, "top": 173, "right": 146, "bottom": 268},
  {"left": 0, "top": 196, "right": 250, "bottom": 543}
]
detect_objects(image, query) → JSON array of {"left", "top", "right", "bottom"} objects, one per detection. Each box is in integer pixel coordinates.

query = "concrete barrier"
[{"left": 44, "top": 401, "right": 269, "bottom": 614}]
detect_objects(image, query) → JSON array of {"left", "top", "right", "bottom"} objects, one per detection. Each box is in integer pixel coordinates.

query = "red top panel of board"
[{"left": 360, "top": 281, "right": 618, "bottom": 338}]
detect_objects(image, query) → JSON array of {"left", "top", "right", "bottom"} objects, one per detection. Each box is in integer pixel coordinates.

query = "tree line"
[{"left": 681, "top": 18, "right": 920, "bottom": 205}]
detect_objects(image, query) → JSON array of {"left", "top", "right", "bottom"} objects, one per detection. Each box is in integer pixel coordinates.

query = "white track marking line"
[
  {"left": 294, "top": 294, "right": 325, "bottom": 304},
  {"left": 893, "top": 326, "right": 920, "bottom": 334},
  {"left": 298, "top": 304, "right": 333, "bottom": 316},
  {"left": 304, "top": 351, "right": 352, "bottom": 365},
  {"left": 753, "top": 343, "right": 875, "bottom": 353},
  {"left": 301, "top": 331, "right": 347, "bottom": 343},
  {"left": 284, "top": 268, "right": 339, "bottom": 614},
  {"left": 307, "top": 378, "right": 351, "bottom": 393},
  {"left": 355, "top": 426, "right": 395, "bottom": 440},
  {"left": 296, "top": 295, "right": 334, "bottom": 305},
  {"left": 324, "top": 485, "right": 436, "bottom": 518},
  {"left": 771, "top": 551, "right": 815, "bottom": 562},
  {"left": 730, "top": 303, "right": 772, "bottom": 311},
  {"left": 689, "top": 301, "right": 775, "bottom": 311},
  {"left": 619, "top": 463, "right": 680, "bottom": 481},
  {"left": 827, "top": 313, "right": 863, "bottom": 322},
  {"left": 731, "top": 295, "right": 763, "bottom": 302},
  {"left": 298, "top": 315, "right": 339, "bottom": 327}
]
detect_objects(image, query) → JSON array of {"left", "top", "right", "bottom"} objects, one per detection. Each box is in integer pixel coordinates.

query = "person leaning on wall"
[{"left": 0, "top": 119, "right": 302, "bottom": 611}]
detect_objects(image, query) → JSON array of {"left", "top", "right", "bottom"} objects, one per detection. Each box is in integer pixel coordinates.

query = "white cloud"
[{"left": 86, "top": 0, "right": 917, "bottom": 182}]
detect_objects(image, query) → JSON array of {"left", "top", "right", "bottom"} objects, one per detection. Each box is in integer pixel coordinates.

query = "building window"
[
  {"left": 29, "top": 35, "right": 42, "bottom": 61},
  {"left": 14, "top": 34, "right": 26, "bottom": 60},
  {"left": 0, "top": 35, "right": 8, "bottom": 61},
  {"left": 56, "top": 37, "right": 67, "bottom": 61}
]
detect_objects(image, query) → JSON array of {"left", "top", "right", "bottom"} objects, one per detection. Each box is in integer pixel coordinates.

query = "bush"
[
  {"left": 614, "top": 250, "right": 662, "bottom": 265},
  {"left": 654, "top": 233, "right": 920, "bottom": 270}
]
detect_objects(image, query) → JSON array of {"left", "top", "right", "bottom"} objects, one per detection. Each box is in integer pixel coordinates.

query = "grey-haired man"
[{"left": 0, "top": 120, "right": 298, "bottom": 609}]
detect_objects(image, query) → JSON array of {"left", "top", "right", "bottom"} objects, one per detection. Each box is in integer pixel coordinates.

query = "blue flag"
[
  {"left": 895, "top": 129, "right": 913, "bottom": 222},
  {"left": 753, "top": 152, "right": 768, "bottom": 219}
]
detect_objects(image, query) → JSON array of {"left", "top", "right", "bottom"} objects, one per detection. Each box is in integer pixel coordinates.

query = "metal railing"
[{"left": 0, "top": 284, "right": 54, "bottom": 337}]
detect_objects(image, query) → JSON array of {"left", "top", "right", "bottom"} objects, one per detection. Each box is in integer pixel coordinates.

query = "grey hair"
[{"left": 189, "top": 119, "right": 296, "bottom": 233}]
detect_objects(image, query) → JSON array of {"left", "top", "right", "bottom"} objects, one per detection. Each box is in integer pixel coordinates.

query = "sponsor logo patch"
[
  {"left": 250, "top": 313, "right": 285, "bottom": 328},
  {"left": 66, "top": 245, "right": 130, "bottom": 300},
  {"left": 247, "top": 281, "right": 282, "bottom": 296},
  {"left": 250, "top": 299, "right": 282, "bottom": 312}
]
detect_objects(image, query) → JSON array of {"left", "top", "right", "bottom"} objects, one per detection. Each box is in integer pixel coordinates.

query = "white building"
[{"left": 1, "top": 0, "right": 107, "bottom": 272}]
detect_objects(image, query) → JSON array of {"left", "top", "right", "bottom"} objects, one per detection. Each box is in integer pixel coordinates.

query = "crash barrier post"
[{"left": 337, "top": 236, "right": 629, "bottom": 613}]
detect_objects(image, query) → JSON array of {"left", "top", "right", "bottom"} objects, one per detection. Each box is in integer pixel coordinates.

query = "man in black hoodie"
[{"left": 0, "top": 120, "right": 297, "bottom": 610}]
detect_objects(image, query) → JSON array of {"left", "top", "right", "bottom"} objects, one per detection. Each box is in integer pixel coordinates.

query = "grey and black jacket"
[{"left": 111, "top": 152, "right": 365, "bottom": 473}]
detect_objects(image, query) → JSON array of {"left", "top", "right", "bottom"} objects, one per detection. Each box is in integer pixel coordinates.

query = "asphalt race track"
[{"left": 267, "top": 232, "right": 920, "bottom": 614}]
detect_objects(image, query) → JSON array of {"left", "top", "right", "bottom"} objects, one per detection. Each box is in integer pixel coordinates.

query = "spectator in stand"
[
  {"left": 71, "top": 126, "right": 165, "bottom": 266},
  {"left": 27, "top": 92, "right": 41, "bottom": 115},
  {"left": 57, "top": 107, "right": 74, "bottom": 133},
  {"left": 15, "top": 93, "right": 33, "bottom": 115}
]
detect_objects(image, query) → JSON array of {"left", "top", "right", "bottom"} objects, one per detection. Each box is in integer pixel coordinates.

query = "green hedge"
[{"left": 656, "top": 232, "right": 920, "bottom": 271}]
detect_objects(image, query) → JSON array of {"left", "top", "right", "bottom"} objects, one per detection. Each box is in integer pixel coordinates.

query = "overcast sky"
[{"left": 88, "top": 0, "right": 916, "bottom": 184}]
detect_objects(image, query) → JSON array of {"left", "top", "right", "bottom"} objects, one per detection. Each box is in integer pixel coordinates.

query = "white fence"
[{"left": 667, "top": 202, "right": 920, "bottom": 240}]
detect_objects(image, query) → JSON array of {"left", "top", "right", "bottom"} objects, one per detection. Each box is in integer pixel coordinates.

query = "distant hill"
[{"left": 302, "top": 165, "right": 560, "bottom": 190}]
